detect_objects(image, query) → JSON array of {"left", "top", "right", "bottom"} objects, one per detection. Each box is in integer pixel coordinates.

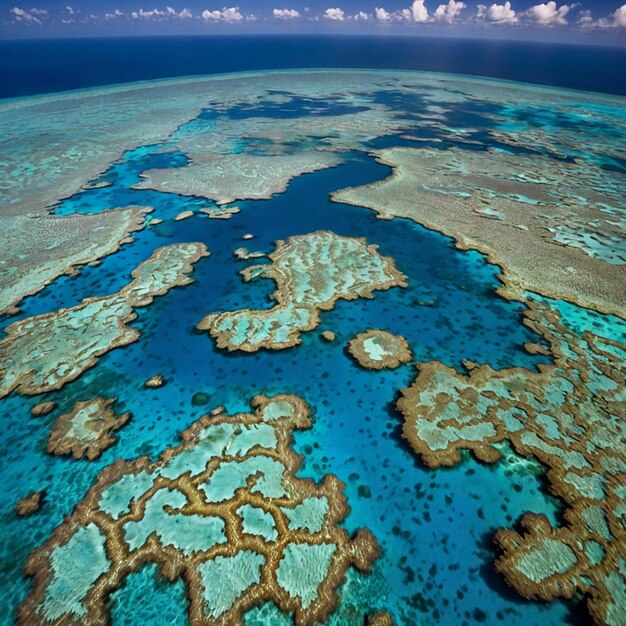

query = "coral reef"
[
  {"left": 198, "top": 231, "right": 407, "bottom": 352},
  {"left": 175, "top": 210, "right": 194, "bottom": 221},
  {"left": 233, "top": 247, "right": 265, "bottom": 261},
  {"left": 0, "top": 206, "right": 149, "bottom": 316},
  {"left": 332, "top": 147, "right": 626, "bottom": 317},
  {"left": 367, "top": 611, "right": 394, "bottom": 626},
  {"left": 46, "top": 397, "right": 131, "bottom": 461},
  {"left": 348, "top": 330, "right": 412, "bottom": 370},
  {"left": 136, "top": 152, "right": 342, "bottom": 205},
  {"left": 200, "top": 206, "right": 240, "bottom": 220},
  {"left": 0, "top": 242, "right": 209, "bottom": 398},
  {"left": 15, "top": 491, "right": 45, "bottom": 517},
  {"left": 31, "top": 402, "right": 56, "bottom": 417},
  {"left": 144, "top": 375, "right": 166, "bottom": 389},
  {"left": 397, "top": 299, "right": 626, "bottom": 625},
  {"left": 20, "top": 394, "right": 379, "bottom": 626},
  {"left": 0, "top": 79, "right": 227, "bottom": 216}
]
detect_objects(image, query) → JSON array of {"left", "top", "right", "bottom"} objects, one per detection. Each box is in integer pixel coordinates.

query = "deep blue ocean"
[{"left": 1, "top": 34, "right": 626, "bottom": 98}]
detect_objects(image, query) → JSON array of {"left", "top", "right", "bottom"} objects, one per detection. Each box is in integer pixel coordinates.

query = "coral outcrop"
[
  {"left": 398, "top": 299, "right": 626, "bottom": 625},
  {"left": 198, "top": 231, "right": 407, "bottom": 352},
  {"left": 0, "top": 242, "right": 209, "bottom": 398},
  {"left": 348, "top": 330, "right": 412, "bottom": 370},
  {"left": 46, "top": 397, "right": 131, "bottom": 461},
  {"left": 20, "top": 394, "right": 379, "bottom": 626}
]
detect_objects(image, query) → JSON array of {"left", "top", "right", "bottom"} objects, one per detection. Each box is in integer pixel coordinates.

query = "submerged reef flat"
[
  {"left": 348, "top": 330, "right": 412, "bottom": 370},
  {"left": 0, "top": 80, "right": 231, "bottom": 216},
  {"left": 136, "top": 152, "right": 342, "bottom": 205},
  {"left": 20, "top": 394, "right": 378, "bottom": 626},
  {"left": 332, "top": 147, "right": 626, "bottom": 317},
  {"left": 398, "top": 298, "right": 626, "bottom": 625},
  {"left": 46, "top": 397, "right": 131, "bottom": 461},
  {"left": 198, "top": 231, "right": 407, "bottom": 351},
  {"left": 0, "top": 242, "right": 208, "bottom": 398},
  {"left": 0, "top": 206, "right": 149, "bottom": 315}
]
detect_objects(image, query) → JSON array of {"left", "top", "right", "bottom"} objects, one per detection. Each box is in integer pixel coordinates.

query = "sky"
[{"left": 1, "top": 1, "right": 625, "bottom": 43}]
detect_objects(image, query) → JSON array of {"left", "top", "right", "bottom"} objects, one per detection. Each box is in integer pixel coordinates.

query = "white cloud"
[
  {"left": 613, "top": 4, "right": 626, "bottom": 26},
  {"left": 376, "top": 1, "right": 429, "bottom": 23},
  {"left": 375, "top": 7, "right": 393, "bottom": 21},
  {"left": 407, "top": 0, "right": 429, "bottom": 22},
  {"left": 578, "top": 4, "right": 626, "bottom": 28},
  {"left": 105, "top": 8, "right": 124, "bottom": 19},
  {"left": 477, "top": 1, "right": 518, "bottom": 23},
  {"left": 168, "top": 7, "right": 193, "bottom": 18},
  {"left": 131, "top": 7, "right": 192, "bottom": 19},
  {"left": 434, "top": 0, "right": 466, "bottom": 23},
  {"left": 201, "top": 7, "right": 243, "bottom": 21},
  {"left": 65, "top": 5, "right": 75, "bottom": 14},
  {"left": 132, "top": 8, "right": 163, "bottom": 18},
  {"left": 9, "top": 6, "right": 46, "bottom": 23},
  {"left": 352, "top": 10, "right": 370, "bottom": 20},
  {"left": 323, "top": 7, "right": 345, "bottom": 20},
  {"left": 525, "top": 1, "right": 573, "bottom": 25},
  {"left": 273, "top": 8, "right": 300, "bottom": 19}
]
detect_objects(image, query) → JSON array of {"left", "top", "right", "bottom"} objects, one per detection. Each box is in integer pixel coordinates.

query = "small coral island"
[
  {"left": 46, "top": 397, "right": 131, "bottom": 461},
  {"left": 348, "top": 330, "right": 412, "bottom": 370},
  {"left": 198, "top": 231, "right": 407, "bottom": 352}
]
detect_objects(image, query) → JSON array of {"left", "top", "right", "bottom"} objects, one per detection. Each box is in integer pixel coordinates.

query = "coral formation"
[
  {"left": 175, "top": 210, "right": 194, "bottom": 221},
  {"left": 332, "top": 147, "right": 626, "bottom": 317},
  {"left": 16, "top": 491, "right": 45, "bottom": 517},
  {"left": 233, "top": 247, "right": 265, "bottom": 261},
  {"left": 200, "top": 206, "right": 240, "bottom": 220},
  {"left": 348, "top": 330, "right": 412, "bottom": 370},
  {"left": 398, "top": 298, "right": 626, "bottom": 625},
  {"left": 20, "top": 394, "right": 379, "bottom": 626},
  {"left": 0, "top": 242, "right": 209, "bottom": 398},
  {"left": 367, "top": 611, "right": 394, "bottom": 626},
  {"left": 46, "top": 397, "right": 131, "bottom": 461},
  {"left": 136, "top": 152, "right": 342, "bottom": 205},
  {"left": 198, "top": 231, "right": 407, "bottom": 352},
  {"left": 31, "top": 402, "right": 57, "bottom": 417},
  {"left": 0, "top": 206, "right": 150, "bottom": 316},
  {"left": 144, "top": 375, "right": 166, "bottom": 389}
]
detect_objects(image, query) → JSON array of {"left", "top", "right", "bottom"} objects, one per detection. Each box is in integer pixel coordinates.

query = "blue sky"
[{"left": 1, "top": 1, "right": 625, "bottom": 42}]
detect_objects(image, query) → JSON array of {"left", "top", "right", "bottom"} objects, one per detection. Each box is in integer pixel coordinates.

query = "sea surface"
[{"left": 1, "top": 34, "right": 626, "bottom": 99}]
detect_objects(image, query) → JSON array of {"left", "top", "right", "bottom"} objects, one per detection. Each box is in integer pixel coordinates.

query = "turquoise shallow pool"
[{"left": 1, "top": 70, "right": 624, "bottom": 626}]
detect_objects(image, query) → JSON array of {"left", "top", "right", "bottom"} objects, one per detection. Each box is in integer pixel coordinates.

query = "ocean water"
[{"left": 1, "top": 35, "right": 626, "bottom": 99}]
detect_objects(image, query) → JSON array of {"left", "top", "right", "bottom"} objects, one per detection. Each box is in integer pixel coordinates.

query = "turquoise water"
[{"left": 1, "top": 87, "right": 607, "bottom": 625}]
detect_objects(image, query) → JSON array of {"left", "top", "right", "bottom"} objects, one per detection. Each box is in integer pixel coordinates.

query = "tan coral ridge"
[
  {"left": 20, "top": 394, "right": 379, "bottom": 626},
  {"left": 198, "top": 231, "right": 407, "bottom": 352},
  {"left": 0, "top": 242, "right": 209, "bottom": 398},
  {"left": 46, "top": 397, "right": 131, "bottom": 461},
  {"left": 397, "top": 300, "right": 626, "bottom": 626},
  {"left": 348, "top": 330, "right": 412, "bottom": 370},
  {"left": 15, "top": 491, "right": 45, "bottom": 517}
]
